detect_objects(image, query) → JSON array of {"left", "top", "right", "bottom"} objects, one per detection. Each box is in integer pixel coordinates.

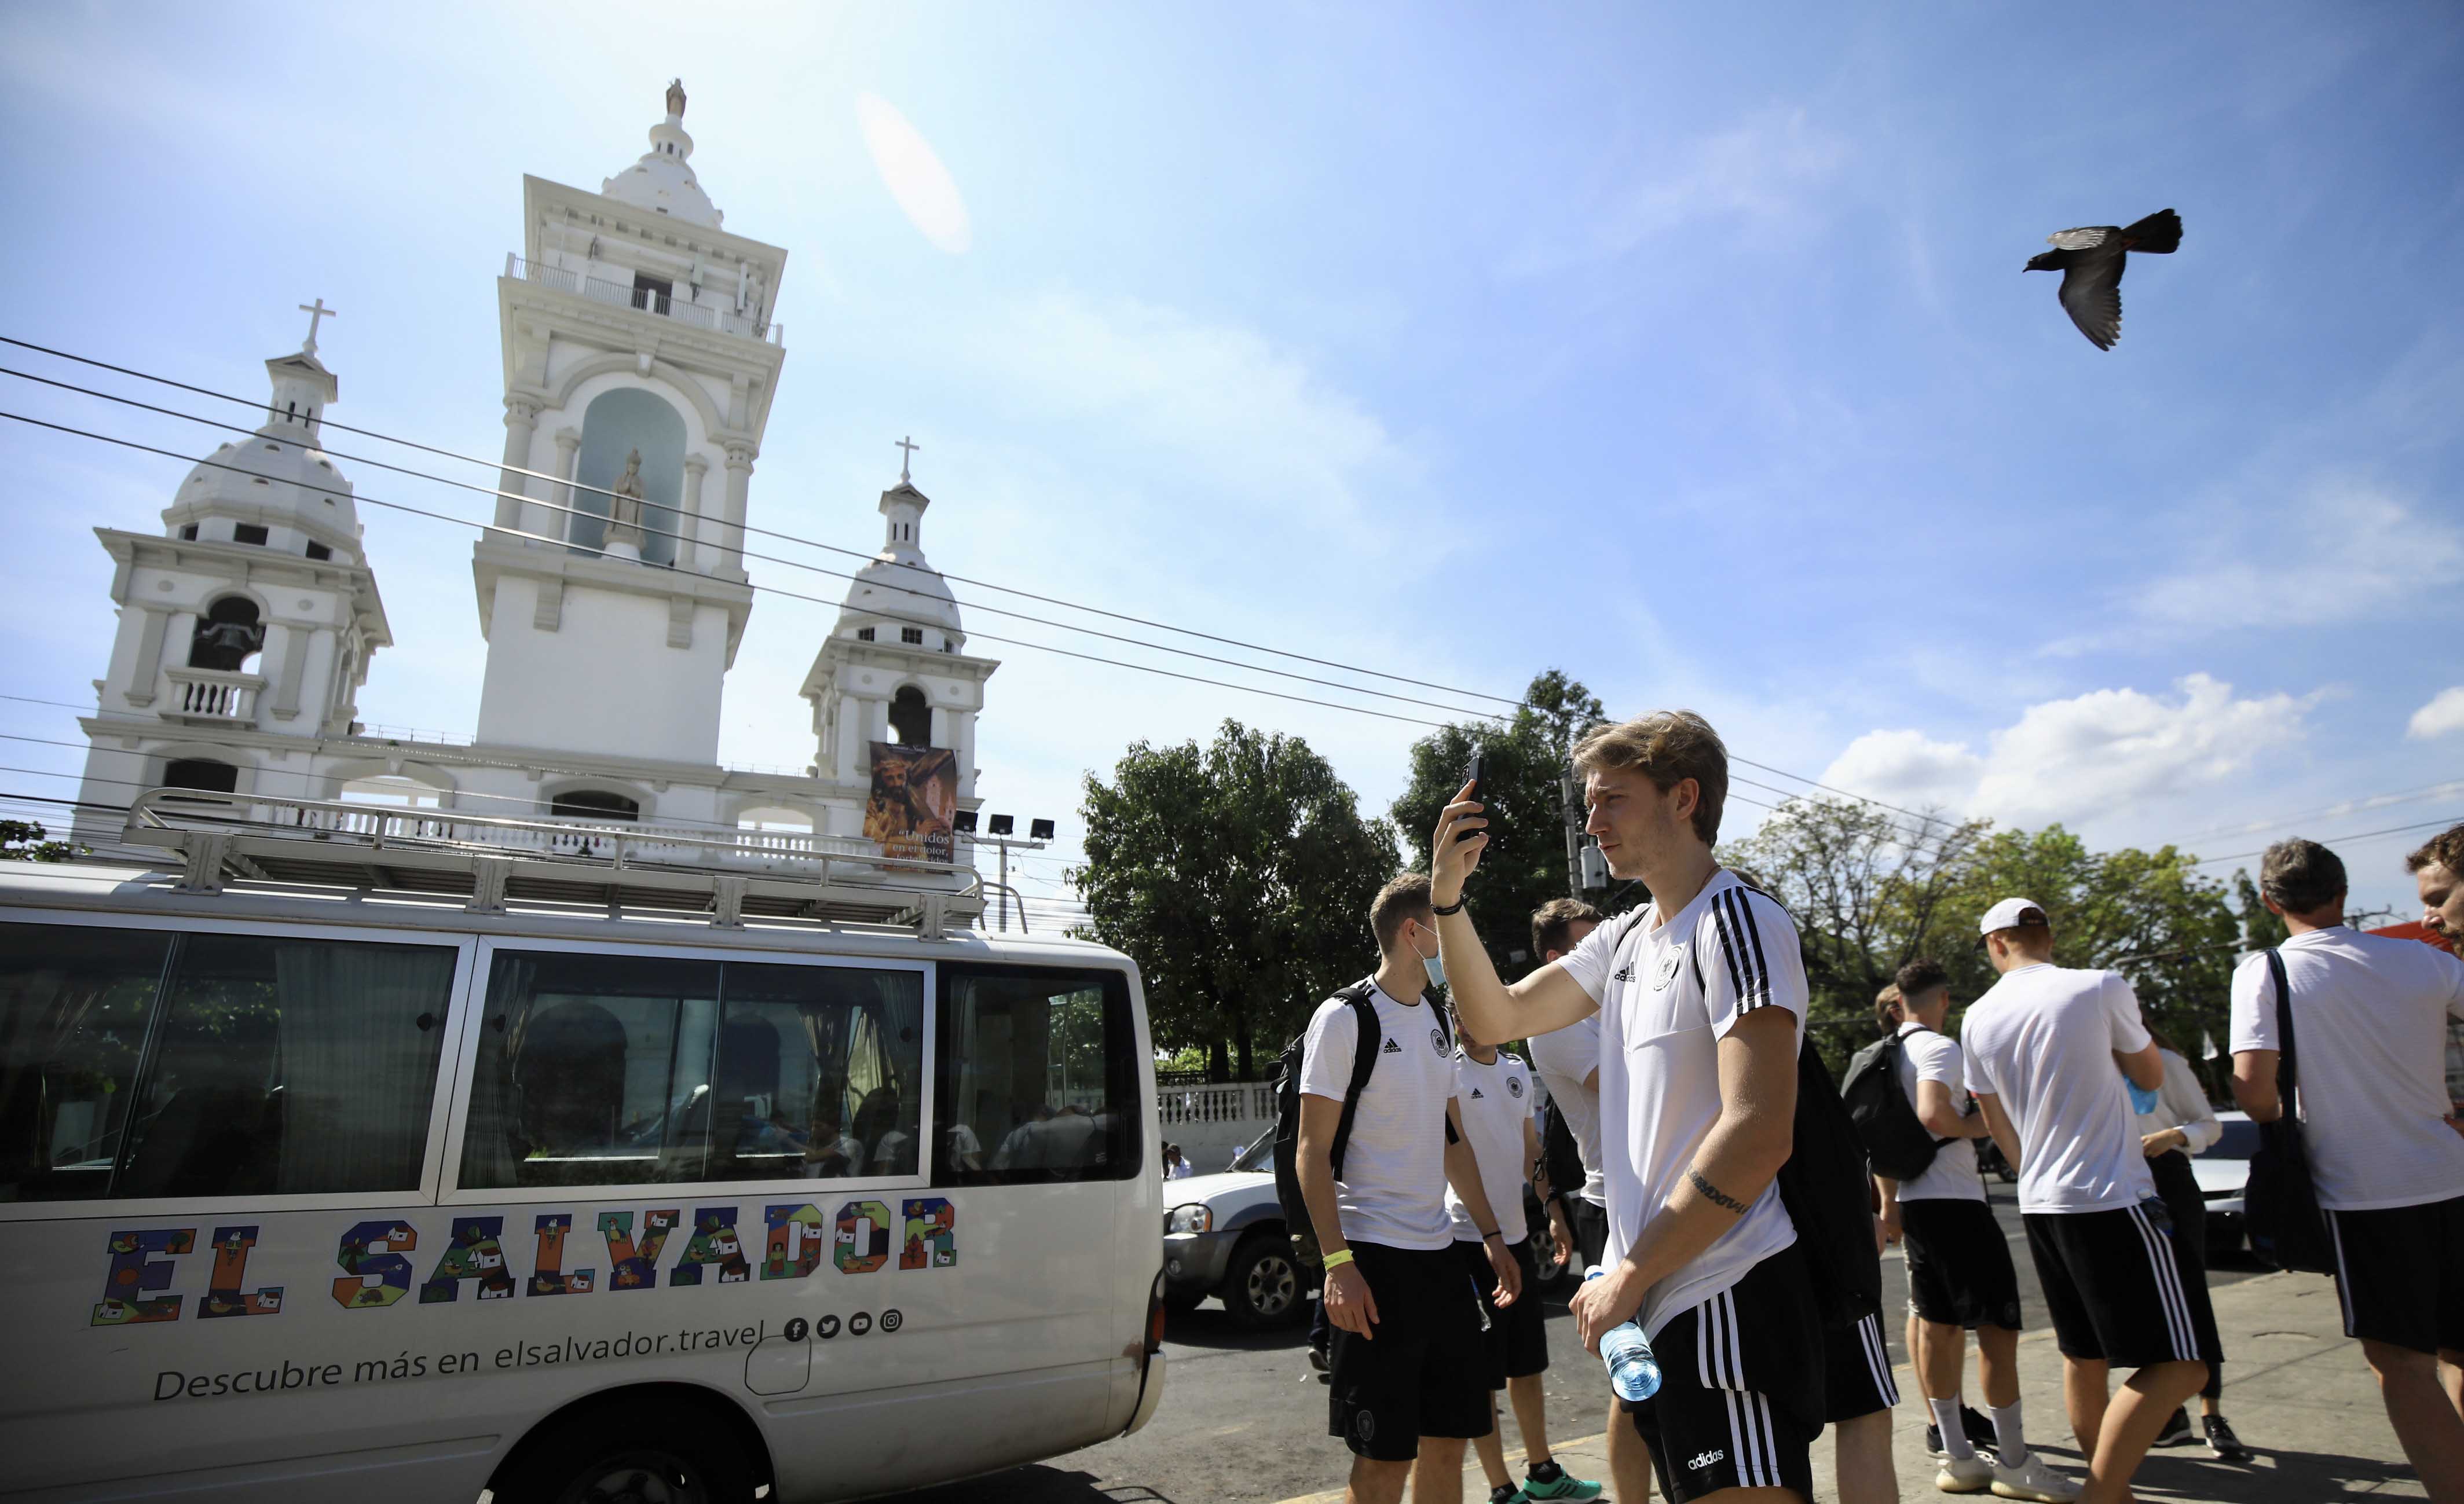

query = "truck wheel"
[
  {"left": 496, "top": 1396, "right": 756, "bottom": 1504},
  {"left": 1222, "top": 1231, "right": 1306, "bottom": 1330}
]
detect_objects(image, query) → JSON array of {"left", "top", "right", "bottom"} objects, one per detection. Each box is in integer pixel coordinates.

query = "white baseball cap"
[{"left": 1976, "top": 897, "right": 2051, "bottom": 940}]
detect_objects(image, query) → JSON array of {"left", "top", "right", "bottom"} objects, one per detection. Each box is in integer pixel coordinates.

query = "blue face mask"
[
  {"left": 2126, "top": 1079, "right": 2161, "bottom": 1116},
  {"left": 1414, "top": 929, "right": 1447, "bottom": 992}
]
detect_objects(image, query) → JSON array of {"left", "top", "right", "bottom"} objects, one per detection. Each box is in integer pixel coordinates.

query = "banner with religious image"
[{"left": 865, "top": 743, "right": 958, "bottom": 864}]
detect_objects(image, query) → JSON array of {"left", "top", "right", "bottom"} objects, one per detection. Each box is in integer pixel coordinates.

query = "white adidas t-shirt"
[
  {"left": 1558, "top": 871, "right": 1807, "bottom": 1341},
  {"left": 1524, "top": 1014, "right": 1607, "bottom": 1206},
  {"left": 1891, "top": 1021, "right": 1985, "bottom": 1204},
  {"left": 1299, "top": 980, "right": 1459, "bottom": 1252},
  {"left": 2229, "top": 927, "right": 2464, "bottom": 1212},
  {"left": 1961, "top": 964, "right": 2154, "bottom": 1214},
  {"left": 1445, "top": 1048, "right": 1533, "bottom": 1244}
]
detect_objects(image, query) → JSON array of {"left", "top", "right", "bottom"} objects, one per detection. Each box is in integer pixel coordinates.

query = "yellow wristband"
[{"left": 1321, "top": 1249, "right": 1356, "bottom": 1271}]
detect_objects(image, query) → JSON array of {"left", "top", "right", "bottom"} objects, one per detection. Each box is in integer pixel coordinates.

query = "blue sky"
[{"left": 2, "top": 2, "right": 2458, "bottom": 922}]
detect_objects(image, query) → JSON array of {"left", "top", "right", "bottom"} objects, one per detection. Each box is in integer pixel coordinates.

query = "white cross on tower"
[
  {"left": 895, "top": 435, "right": 920, "bottom": 483},
  {"left": 297, "top": 298, "right": 338, "bottom": 353}
]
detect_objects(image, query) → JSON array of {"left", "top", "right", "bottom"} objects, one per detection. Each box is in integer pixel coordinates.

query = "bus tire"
[
  {"left": 494, "top": 1392, "right": 759, "bottom": 1504},
  {"left": 1221, "top": 1230, "right": 1306, "bottom": 1330}
]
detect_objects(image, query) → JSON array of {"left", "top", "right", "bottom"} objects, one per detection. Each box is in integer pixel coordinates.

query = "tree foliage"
[
  {"left": 0, "top": 820, "right": 78, "bottom": 863},
  {"left": 1726, "top": 800, "right": 2240, "bottom": 1063},
  {"left": 1072, "top": 720, "right": 1400, "bottom": 1081},
  {"left": 1391, "top": 670, "right": 1606, "bottom": 976}
]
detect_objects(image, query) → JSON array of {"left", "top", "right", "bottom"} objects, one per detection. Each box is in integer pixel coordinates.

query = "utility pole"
[{"left": 1559, "top": 772, "right": 1584, "bottom": 899}]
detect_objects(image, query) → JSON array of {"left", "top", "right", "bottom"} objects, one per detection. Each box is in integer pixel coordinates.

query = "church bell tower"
[{"left": 471, "top": 79, "right": 789, "bottom": 766}]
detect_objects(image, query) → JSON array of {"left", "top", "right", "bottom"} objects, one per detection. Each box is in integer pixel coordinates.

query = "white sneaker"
[
  {"left": 1990, "top": 1453, "right": 2082, "bottom": 1502},
  {"left": 1935, "top": 1453, "right": 1995, "bottom": 1494}
]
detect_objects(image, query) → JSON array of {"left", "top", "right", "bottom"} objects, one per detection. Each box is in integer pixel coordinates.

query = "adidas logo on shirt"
[
  {"left": 1381, "top": 1037, "right": 1402, "bottom": 1054},
  {"left": 1470, "top": 1087, "right": 1485, "bottom": 1099},
  {"left": 1612, "top": 964, "right": 1635, "bottom": 983}
]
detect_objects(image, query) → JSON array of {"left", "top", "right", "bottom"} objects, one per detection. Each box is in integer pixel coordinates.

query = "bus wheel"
[
  {"left": 499, "top": 1396, "right": 757, "bottom": 1504},
  {"left": 1223, "top": 1231, "right": 1305, "bottom": 1330}
]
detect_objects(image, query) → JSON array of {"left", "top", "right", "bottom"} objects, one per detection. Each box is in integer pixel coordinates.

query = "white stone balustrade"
[
  {"left": 161, "top": 667, "right": 264, "bottom": 725},
  {"left": 507, "top": 255, "right": 771, "bottom": 341}
]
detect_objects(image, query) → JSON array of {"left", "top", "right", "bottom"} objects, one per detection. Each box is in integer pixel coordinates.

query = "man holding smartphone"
[
  {"left": 1438, "top": 711, "right": 1821, "bottom": 1504},
  {"left": 1300, "top": 872, "right": 1524, "bottom": 1504}
]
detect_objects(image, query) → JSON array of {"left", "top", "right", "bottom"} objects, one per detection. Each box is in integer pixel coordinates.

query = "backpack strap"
[
  {"left": 1327, "top": 979, "right": 1381, "bottom": 1182},
  {"left": 2266, "top": 948, "right": 2298, "bottom": 1118}
]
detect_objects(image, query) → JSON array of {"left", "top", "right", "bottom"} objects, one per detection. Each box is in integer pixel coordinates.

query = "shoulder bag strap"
[
  {"left": 2265, "top": 948, "right": 2297, "bottom": 1118},
  {"left": 1329, "top": 980, "right": 1380, "bottom": 1182}
]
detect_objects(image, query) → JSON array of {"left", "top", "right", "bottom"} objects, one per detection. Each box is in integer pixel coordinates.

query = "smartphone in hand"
[{"left": 1458, "top": 753, "right": 1488, "bottom": 843}]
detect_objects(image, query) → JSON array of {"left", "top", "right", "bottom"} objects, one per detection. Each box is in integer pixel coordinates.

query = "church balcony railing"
[
  {"left": 160, "top": 667, "right": 265, "bottom": 727},
  {"left": 507, "top": 255, "right": 778, "bottom": 344}
]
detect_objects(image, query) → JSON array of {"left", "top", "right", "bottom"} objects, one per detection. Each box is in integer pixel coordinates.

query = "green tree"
[
  {"left": 1073, "top": 720, "right": 1400, "bottom": 1081},
  {"left": 2234, "top": 871, "right": 2289, "bottom": 952},
  {"left": 1722, "top": 798, "right": 1989, "bottom": 1039},
  {"left": 1391, "top": 670, "right": 1606, "bottom": 976},
  {"left": 0, "top": 820, "right": 78, "bottom": 863}
]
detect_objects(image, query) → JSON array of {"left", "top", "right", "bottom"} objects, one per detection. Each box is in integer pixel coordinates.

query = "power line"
[
  {"left": 1, "top": 364, "right": 1506, "bottom": 724},
  {"left": 2191, "top": 815, "right": 2460, "bottom": 868},
  {"left": 0, "top": 335, "right": 1525, "bottom": 712},
  {"left": 2, "top": 408, "right": 1467, "bottom": 731},
  {"left": 3, "top": 335, "right": 1975, "bottom": 837}
]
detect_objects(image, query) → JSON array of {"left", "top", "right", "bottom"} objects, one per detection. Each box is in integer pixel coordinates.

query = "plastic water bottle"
[{"left": 1583, "top": 1265, "right": 1663, "bottom": 1402}]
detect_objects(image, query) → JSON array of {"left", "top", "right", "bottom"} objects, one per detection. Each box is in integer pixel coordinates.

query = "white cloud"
[
  {"left": 1507, "top": 107, "right": 1846, "bottom": 277},
  {"left": 2135, "top": 481, "right": 2463, "bottom": 633},
  {"left": 2409, "top": 686, "right": 2464, "bottom": 740},
  {"left": 857, "top": 93, "right": 972, "bottom": 254},
  {"left": 1819, "top": 674, "right": 2317, "bottom": 828}
]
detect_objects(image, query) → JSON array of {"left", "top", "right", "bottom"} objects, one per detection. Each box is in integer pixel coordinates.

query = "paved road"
[{"left": 867, "top": 1186, "right": 2267, "bottom": 1504}]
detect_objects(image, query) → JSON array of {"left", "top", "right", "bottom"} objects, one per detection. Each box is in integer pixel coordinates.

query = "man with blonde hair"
[{"left": 1434, "top": 710, "right": 1823, "bottom": 1504}]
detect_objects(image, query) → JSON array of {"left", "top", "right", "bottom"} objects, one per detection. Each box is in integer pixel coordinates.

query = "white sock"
[
  {"left": 1929, "top": 1398, "right": 1974, "bottom": 1459},
  {"left": 1991, "top": 1402, "right": 2029, "bottom": 1467}
]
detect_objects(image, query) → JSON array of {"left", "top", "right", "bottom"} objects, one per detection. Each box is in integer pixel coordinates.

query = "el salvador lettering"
[{"left": 94, "top": 1198, "right": 957, "bottom": 1327}]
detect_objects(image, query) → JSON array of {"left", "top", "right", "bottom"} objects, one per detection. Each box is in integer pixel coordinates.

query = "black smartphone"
[{"left": 1458, "top": 753, "right": 1487, "bottom": 842}]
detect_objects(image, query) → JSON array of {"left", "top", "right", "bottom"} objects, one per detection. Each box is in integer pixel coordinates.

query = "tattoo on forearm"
[{"left": 1689, "top": 1169, "right": 1748, "bottom": 1215}]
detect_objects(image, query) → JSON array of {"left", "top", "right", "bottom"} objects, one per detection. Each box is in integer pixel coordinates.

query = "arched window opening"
[
  {"left": 188, "top": 597, "right": 264, "bottom": 672},
  {"left": 551, "top": 790, "right": 640, "bottom": 821},
  {"left": 572, "top": 388, "right": 689, "bottom": 566},
  {"left": 888, "top": 685, "right": 931, "bottom": 748},
  {"left": 162, "top": 758, "right": 239, "bottom": 795}
]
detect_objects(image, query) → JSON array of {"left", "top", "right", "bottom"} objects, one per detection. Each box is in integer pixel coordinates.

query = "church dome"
[
  {"left": 164, "top": 343, "right": 363, "bottom": 556},
  {"left": 834, "top": 479, "right": 965, "bottom": 644},
  {"left": 602, "top": 79, "right": 722, "bottom": 229}
]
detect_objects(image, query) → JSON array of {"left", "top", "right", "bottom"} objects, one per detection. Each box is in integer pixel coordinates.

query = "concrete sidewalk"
[{"left": 1279, "top": 1269, "right": 2425, "bottom": 1502}]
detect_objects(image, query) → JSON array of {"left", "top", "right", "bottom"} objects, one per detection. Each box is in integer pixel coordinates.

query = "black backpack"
[
  {"left": 1270, "top": 980, "right": 1381, "bottom": 1271},
  {"left": 1667, "top": 882, "right": 1883, "bottom": 1330},
  {"left": 1781, "top": 1034, "right": 1884, "bottom": 1329},
  {"left": 1841, "top": 1030, "right": 1943, "bottom": 1182}
]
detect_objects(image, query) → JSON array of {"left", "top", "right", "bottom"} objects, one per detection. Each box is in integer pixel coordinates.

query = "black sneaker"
[
  {"left": 2203, "top": 1415, "right": 2253, "bottom": 1462},
  {"left": 1488, "top": 1487, "right": 1521, "bottom": 1504},
  {"left": 1960, "top": 1404, "right": 1997, "bottom": 1451},
  {"left": 1307, "top": 1345, "right": 1328, "bottom": 1374},
  {"left": 2153, "top": 1407, "right": 2195, "bottom": 1447},
  {"left": 1925, "top": 1424, "right": 1945, "bottom": 1458}
]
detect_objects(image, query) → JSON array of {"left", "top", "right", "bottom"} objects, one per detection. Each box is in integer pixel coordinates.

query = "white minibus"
[{"left": 0, "top": 798, "right": 1168, "bottom": 1502}]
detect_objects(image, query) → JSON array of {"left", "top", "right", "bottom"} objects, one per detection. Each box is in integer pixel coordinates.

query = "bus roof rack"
[{"left": 119, "top": 788, "right": 987, "bottom": 939}]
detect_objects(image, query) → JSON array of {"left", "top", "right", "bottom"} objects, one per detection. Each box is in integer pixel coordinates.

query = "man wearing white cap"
[{"left": 1959, "top": 899, "right": 2210, "bottom": 1504}]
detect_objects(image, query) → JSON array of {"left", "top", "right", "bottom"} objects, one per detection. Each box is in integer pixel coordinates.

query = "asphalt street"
[{"left": 865, "top": 1185, "right": 2268, "bottom": 1504}]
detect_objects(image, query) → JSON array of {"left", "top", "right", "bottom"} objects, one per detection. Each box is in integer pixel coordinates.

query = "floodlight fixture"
[
  {"left": 987, "top": 814, "right": 1015, "bottom": 837},
  {"left": 951, "top": 810, "right": 978, "bottom": 834},
  {"left": 1029, "top": 819, "right": 1055, "bottom": 841}
]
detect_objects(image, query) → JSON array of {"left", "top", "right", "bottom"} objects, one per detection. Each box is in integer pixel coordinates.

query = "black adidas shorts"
[
  {"left": 1569, "top": 1195, "right": 1608, "bottom": 1270},
  {"left": 2327, "top": 1194, "right": 2464, "bottom": 1357},
  {"left": 1327, "top": 1240, "right": 1492, "bottom": 1461},
  {"left": 1821, "top": 1309, "right": 1901, "bottom": 1422},
  {"left": 2022, "top": 1199, "right": 2214, "bottom": 1371},
  {"left": 1902, "top": 1197, "right": 2024, "bottom": 1331},
  {"left": 1456, "top": 1237, "right": 1548, "bottom": 1386},
  {"left": 1624, "top": 1242, "right": 1822, "bottom": 1503}
]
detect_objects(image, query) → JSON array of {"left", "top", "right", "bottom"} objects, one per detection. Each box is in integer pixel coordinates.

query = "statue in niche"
[{"left": 605, "top": 448, "right": 646, "bottom": 552}]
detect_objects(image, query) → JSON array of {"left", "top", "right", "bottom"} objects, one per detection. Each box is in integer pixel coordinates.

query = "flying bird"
[{"left": 2025, "top": 208, "right": 2183, "bottom": 350}]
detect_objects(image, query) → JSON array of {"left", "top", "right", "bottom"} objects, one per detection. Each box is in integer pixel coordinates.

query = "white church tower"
[
  {"left": 799, "top": 450, "right": 999, "bottom": 839},
  {"left": 72, "top": 309, "right": 391, "bottom": 841},
  {"left": 471, "top": 77, "right": 788, "bottom": 771}
]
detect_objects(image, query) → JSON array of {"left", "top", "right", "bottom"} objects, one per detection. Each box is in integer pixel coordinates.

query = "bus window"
[
  {"left": 458, "top": 953, "right": 923, "bottom": 1189},
  {"left": 118, "top": 935, "right": 458, "bottom": 1197},
  {"left": 0, "top": 925, "right": 171, "bottom": 1202},
  {"left": 0, "top": 924, "right": 457, "bottom": 1202},
  {"left": 936, "top": 965, "right": 1139, "bottom": 1185}
]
